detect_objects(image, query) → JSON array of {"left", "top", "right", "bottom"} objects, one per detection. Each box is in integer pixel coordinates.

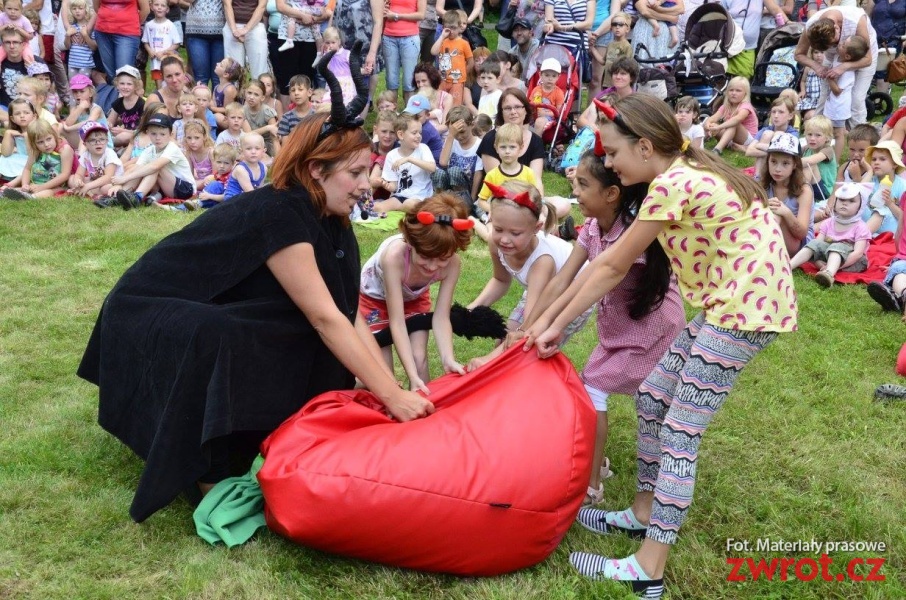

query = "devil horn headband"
[
  {"left": 484, "top": 181, "right": 540, "bottom": 217},
  {"left": 416, "top": 211, "right": 475, "bottom": 231},
  {"left": 593, "top": 97, "right": 638, "bottom": 138},
  {"left": 316, "top": 40, "right": 369, "bottom": 142}
]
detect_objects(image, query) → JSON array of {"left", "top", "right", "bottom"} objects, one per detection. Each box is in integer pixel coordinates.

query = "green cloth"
[
  {"left": 727, "top": 50, "right": 755, "bottom": 79},
  {"left": 353, "top": 211, "right": 405, "bottom": 231},
  {"left": 193, "top": 455, "right": 267, "bottom": 547}
]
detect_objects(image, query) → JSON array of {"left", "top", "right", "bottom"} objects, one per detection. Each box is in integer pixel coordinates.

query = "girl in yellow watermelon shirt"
[{"left": 524, "top": 93, "right": 798, "bottom": 600}]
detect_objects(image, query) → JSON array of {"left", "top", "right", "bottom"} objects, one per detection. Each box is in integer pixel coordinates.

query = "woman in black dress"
[{"left": 77, "top": 51, "right": 432, "bottom": 523}]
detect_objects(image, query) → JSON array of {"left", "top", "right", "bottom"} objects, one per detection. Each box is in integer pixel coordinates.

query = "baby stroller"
[
  {"left": 667, "top": 2, "right": 736, "bottom": 118},
  {"left": 750, "top": 23, "right": 804, "bottom": 124},
  {"left": 525, "top": 43, "right": 581, "bottom": 169}
]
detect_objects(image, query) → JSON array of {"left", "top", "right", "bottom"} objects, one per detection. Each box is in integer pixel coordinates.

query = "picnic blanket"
[{"left": 800, "top": 231, "right": 897, "bottom": 284}]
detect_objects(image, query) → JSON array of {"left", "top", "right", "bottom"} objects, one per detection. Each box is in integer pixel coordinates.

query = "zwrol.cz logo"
[{"left": 725, "top": 538, "right": 886, "bottom": 582}]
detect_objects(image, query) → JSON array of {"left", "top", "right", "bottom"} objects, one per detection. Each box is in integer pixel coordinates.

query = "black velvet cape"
[{"left": 77, "top": 185, "right": 360, "bottom": 522}]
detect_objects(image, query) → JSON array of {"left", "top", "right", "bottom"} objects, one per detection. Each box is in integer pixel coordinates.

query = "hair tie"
[
  {"left": 483, "top": 181, "right": 540, "bottom": 217},
  {"left": 416, "top": 211, "right": 475, "bottom": 231},
  {"left": 681, "top": 140, "right": 690, "bottom": 152}
]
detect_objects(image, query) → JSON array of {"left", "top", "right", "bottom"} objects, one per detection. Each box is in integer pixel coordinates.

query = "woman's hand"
[
  {"left": 543, "top": 19, "right": 555, "bottom": 34},
  {"left": 384, "top": 388, "right": 435, "bottom": 421}
]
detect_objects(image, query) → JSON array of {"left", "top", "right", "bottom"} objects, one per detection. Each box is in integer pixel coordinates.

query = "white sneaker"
[{"left": 279, "top": 39, "right": 295, "bottom": 52}]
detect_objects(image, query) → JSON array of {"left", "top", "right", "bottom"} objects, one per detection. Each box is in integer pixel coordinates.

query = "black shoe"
[
  {"left": 472, "top": 204, "right": 490, "bottom": 224},
  {"left": 867, "top": 282, "right": 902, "bottom": 312},
  {"left": 93, "top": 196, "right": 117, "bottom": 208},
  {"left": 559, "top": 215, "right": 577, "bottom": 241},
  {"left": 4, "top": 188, "right": 33, "bottom": 200},
  {"left": 115, "top": 189, "right": 140, "bottom": 210},
  {"left": 874, "top": 384, "right": 906, "bottom": 402}
]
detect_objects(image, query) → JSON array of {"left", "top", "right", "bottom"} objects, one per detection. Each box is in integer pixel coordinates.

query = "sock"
[
  {"left": 569, "top": 553, "right": 654, "bottom": 581},
  {"left": 134, "top": 191, "right": 144, "bottom": 201}
]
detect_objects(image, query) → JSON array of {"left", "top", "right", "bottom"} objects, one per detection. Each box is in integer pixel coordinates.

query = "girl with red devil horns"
[
  {"left": 359, "top": 193, "right": 474, "bottom": 393},
  {"left": 466, "top": 180, "right": 593, "bottom": 372}
]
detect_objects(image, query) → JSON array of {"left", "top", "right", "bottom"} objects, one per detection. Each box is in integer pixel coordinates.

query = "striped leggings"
[{"left": 635, "top": 312, "right": 777, "bottom": 545}]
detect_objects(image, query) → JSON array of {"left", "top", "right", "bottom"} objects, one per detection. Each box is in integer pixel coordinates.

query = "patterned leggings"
[{"left": 635, "top": 312, "right": 778, "bottom": 545}]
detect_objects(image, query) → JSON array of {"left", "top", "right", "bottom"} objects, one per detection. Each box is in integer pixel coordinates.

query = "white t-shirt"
[
  {"left": 216, "top": 129, "right": 242, "bottom": 148},
  {"left": 825, "top": 70, "right": 855, "bottom": 121},
  {"left": 137, "top": 141, "right": 195, "bottom": 183},
  {"left": 681, "top": 123, "right": 705, "bottom": 145},
  {"left": 448, "top": 137, "right": 484, "bottom": 180},
  {"left": 79, "top": 147, "right": 124, "bottom": 180},
  {"left": 382, "top": 144, "right": 435, "bottom": 200},
  {"left": 478, "top": 89, "right": 502, "bottom": 120},
  {"left": 142, "top": 18, "right": 184, "bottom": 70}
]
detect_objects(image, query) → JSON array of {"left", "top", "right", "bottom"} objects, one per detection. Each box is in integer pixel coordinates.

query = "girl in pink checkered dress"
[{"left": 518, "top": 150, "right": 685, "bottom": 507}]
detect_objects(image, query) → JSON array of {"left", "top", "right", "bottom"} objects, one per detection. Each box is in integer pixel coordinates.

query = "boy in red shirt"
[
  {"left": 431, "top": 10, "right": 472, "bottom": 107},
  {"left": 528, "top": 58, "right": 565, "bottom": 136}
]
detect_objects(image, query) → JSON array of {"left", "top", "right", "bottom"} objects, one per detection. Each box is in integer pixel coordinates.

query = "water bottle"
[{"left": 869, "top": 175, "right": 893, "bottom": 209}]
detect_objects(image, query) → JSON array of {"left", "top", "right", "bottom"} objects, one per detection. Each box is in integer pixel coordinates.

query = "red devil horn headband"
[
  {"left": 416, "top": 211, "right": 475, "bottom": 231},
  {"left": 594, "top": 129, "right": 605, "bottom": 157},
  {"left": 593, "top": 98, "right": 638, "bottom": 138},
  {"left": 484, "top": 181, "right": 540, "bottom": 217}
]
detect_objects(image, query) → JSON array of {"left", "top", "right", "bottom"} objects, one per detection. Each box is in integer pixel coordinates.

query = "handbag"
[
  {"left": 495, "top": 2, "right": 517, "bottom": 38},
  {"left": 455, "top": 0, "right": 488, "bottom": 48},
  {"left": 887, "top": 53, "right": 906, "bottom": 84}
]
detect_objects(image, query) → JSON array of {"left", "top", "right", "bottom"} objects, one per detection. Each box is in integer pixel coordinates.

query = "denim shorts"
[{"left": 885, "top": 259, "right": 906, "bottom": 286}]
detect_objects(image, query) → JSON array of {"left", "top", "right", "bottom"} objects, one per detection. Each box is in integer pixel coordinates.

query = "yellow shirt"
[
  {"left": 478, "top": 164, "right": 538, "bottom": 201},
  {"left": 640, "top": 162, "right": 798, "bottom": 332}
]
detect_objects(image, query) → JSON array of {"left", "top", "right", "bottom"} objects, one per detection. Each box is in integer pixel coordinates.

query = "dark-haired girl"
[{"left": 520, "top": 151, "right": 684, "bottom": 507}]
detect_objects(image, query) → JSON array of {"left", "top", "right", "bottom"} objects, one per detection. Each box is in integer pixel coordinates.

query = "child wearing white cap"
[
  {"left": 789, "top": 182, "right": 871, "bottom": 288},
  {"left": 527, "top": 58, "right": 564, "bottom": 137}
]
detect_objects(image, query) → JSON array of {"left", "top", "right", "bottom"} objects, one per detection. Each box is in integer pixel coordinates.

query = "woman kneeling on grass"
[
  {"left": 523, "top": 94, "right": 798, "bottom": 599},
  {"left": 77, "top": 51, "right": 432, "bottom": 523}
]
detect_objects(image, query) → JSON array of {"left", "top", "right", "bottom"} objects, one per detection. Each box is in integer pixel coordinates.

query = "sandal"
[
  {"left": 601, "top": 456, "right": 614, "bottom": 480},
  {"left": 582, "top": 484, "right": 604, "bottom": 507}
]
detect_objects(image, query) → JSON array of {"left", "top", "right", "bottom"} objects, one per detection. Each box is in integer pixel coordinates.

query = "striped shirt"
[{"left": 544, "top": 0, "right": 588, "bottom": 51}]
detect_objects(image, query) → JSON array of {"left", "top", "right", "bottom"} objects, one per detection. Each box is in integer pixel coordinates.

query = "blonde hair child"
[
  {"left": 373, "top": 112, "right": 438, "bottom": 214},
  {"left": 702, "top": 76, "right": 758, "bottom": 154},
  {"left": 476, "top": 123, "right": 539, "bottom": 214},
  {"left": 0, "top": 97, "right": 37, "bottom": 181},
  {"left": 2, "top": 119, "right": 73, "bottom": 198},
  {"left": 185, "top": 143, "right": 238, "bottom": 209},
  {"left": 258, "top": 73, "right": 284, "bottom": 118},
  {"left": 221, "top": 132, "right": 267, "bottom": 201},
  {"left": 16, "top": 76, "right": 58, "bottom": 130},
  {"left": 215, "top": 102, "right": 250, "bottom": 149},
  {"left": 801, "top": 115, "right": 836, "bottom": 203},
  {"left": 369, "top": 109, "right": 398, "bottom": 204},
  {"left": 182, "top": 119, "right": 214, "bottom": 191},
  {"left": 317, "top": 27, "right": 356, "bottom": 105},
  {"left": 375, "top": 90, "right": 399, "bottom": 114},
  {"left": 172, "top": 92, "right": 198, "bottom": 144},
  {"left": 359, "top": 194, "right": 473, "bottom": 393},
  {"left": 107, "top": 68, "right": 144, "bottom": 147},
  {"left": 191, "top": 85, "right": 218, "bottom": 141},
  {"left": 64, "top": 0, "right": 95, "bottom": 77},
  {"left": 467, "top": 180, "right": 579, "bottom": 371},
  {"left": 674, "top": 96, "right": 704, "bottom": 150}
]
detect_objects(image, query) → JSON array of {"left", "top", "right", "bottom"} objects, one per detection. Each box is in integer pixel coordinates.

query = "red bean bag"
[{"left": 257, "top": 345, "right": 595, "bottom": 576}]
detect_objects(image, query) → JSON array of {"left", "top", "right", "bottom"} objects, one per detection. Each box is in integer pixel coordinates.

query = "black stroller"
[{"left": 750, "top": 23, "right": 804, "bottom": 124}]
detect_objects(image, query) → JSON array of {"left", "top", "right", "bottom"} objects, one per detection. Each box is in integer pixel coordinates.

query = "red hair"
[{"left": 270, "top": 112, "right": 371, "bottom": 217}]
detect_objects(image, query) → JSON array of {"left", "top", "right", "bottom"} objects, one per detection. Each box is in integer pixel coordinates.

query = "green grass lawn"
[
  {"left": 2, "top": 32, "right": 906, "bottom": 599},
  {"left": 1, "top": 154, "right": 905, "bottom": 599}
]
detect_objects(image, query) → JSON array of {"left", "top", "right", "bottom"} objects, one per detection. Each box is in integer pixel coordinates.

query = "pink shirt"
[
  {"left": 817, "top": 217, "right": 872, "bottom": 246},
  {"left": 578, "top": 217, "right": 686, "bottom": 395},
  {"left": 383, "top": 0, "right": 419, "bottom": 36},
  {"left": 715, "top": 101, "right": 759, "bottom": 136}
]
